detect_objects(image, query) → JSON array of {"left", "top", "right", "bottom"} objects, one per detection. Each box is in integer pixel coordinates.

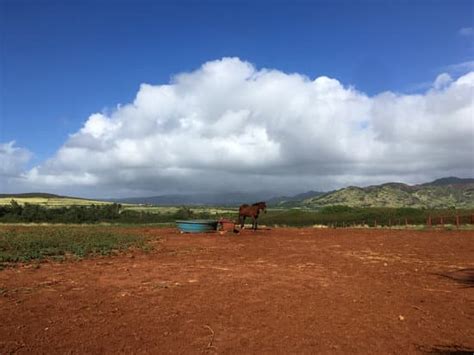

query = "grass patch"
[{"left": 0, "top": 226, "right": 149, "bottom": 267}]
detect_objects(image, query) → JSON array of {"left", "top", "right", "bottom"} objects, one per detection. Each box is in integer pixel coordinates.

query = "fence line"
[{"left": 331, "top": 214, "right": 474, "bottom": 229}]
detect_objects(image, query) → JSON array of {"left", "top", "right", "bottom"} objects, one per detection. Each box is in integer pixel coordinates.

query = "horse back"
[{"left": 239, "top": 204, "right": 249, "bottom": 213}]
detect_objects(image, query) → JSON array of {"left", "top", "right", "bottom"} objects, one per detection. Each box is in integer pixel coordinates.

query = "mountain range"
[
  {"left": 2, "top": 177, "right": 473, "bottom": 208},
  {"left": 285, "top": 177, "right": 474, "bottom": 209},
  {"left": 109, "top": 177, "right": 474, "bottom": 208},
  {"left": 109, "top": 192, "right": 277, "bottom": 206}
]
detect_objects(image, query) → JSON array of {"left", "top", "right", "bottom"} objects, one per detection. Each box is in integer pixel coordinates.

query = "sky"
[{"left": 0, "top": 0, "right": 473, "bottom": 197}]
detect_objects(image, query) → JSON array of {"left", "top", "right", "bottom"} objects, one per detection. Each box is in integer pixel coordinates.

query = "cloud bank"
[{"left": 5, "top": 58, "right": 474, "bottom": 196}]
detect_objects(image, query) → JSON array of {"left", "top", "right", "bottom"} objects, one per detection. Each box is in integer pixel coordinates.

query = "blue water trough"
[{"left": 176, "top": 220, "right": 219, "bottom": 233}]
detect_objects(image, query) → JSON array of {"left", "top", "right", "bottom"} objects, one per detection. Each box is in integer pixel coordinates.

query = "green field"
[
  {"left": 0, "top": 196, "right": 112, "bottom": 207},
  {"left": 0, "top": 226, "right": 150, "bottom": 268},
  {"left": 0, "top": 197, "right": 237, "bottom": 215},
  {"left": 1, "top": 195, "right": 473, "bottom": 228}
]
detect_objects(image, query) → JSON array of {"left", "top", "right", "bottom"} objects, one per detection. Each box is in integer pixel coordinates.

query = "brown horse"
[{"left": 238, "top": 201, "right": 267, "bottom": 230}]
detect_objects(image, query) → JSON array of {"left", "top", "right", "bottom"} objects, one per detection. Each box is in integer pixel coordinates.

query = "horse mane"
[{"left": 252, "top": 201, "right": 266, "bottom": 206}]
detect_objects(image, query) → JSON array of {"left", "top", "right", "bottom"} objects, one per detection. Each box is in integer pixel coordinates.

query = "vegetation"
[
  {"left": 0, "top": 199, "right": 472, "bottom": 228},
  {"left": 278, "top": 179, "right": 474, "bottom": 209},
  {"left": 0, "top": 226, "right": 149, "bottom": 267},
  {"left": 301, "top": 183, "right": 474, "bottom": 208},
  {"left": 0, "top": 200, "right": 223, "bottom": 224},
  {"left": 258, "top": 206, "right": 474, "bottom": 227}
]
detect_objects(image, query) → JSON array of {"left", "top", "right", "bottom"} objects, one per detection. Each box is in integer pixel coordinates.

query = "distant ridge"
[
  {"left": 109, "top": 191, "right": 277, "bottom": 206},
  {"left": 421, "top": 176, "right": 474, "bottom": 186},
  {"left": 298, "top": 177, "right": 474, "bottom": 208},
  {"left": 0, "top": 193, "right": 110, "bottom": 206},
  {"left": 110, "top": 177, "right": 474, "bottom": 207},
  {"left": 267, "top": 191, "right": 324, "bottom": 206},
  {"left": 0, "top": 192, "right": 97, "bottom": 201},
  {"left": 0, "top": 192, "right": 63, "bottom": 198},
  {"left": 3, "top": 177, "right": 473, "bottom": 208}
]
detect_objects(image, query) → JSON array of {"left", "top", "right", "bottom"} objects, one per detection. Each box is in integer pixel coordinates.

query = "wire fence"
[{"left": 326, "top": 214, "right": 474, "bottom": 229}]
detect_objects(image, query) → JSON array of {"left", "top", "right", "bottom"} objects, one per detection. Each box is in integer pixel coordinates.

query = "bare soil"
[{"left": 1, "top": 227, "right": 473, "bottom": 354}]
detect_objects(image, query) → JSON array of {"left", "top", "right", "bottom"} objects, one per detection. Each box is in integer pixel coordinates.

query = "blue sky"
[{"left": 1, "top": 0, "right": 473, "bottom": 196}]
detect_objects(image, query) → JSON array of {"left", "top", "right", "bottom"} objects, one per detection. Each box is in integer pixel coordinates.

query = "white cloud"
[
  {"left": 433, "top": 73, "right": 453, "bottom": 90},
  {"left": 11, "top": 58, "right": 474, "bottom": 196},
  {"left": 0, "top": 141, "right": 31, "bottom": 177},
  {"left": 459, "top": 27, "right": 474, "bottom": 36},
  {"left": 0, "top": 141, "right": 32, "bottom": 193}
]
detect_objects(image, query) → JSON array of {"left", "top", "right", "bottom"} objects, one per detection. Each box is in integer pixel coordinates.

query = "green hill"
[
  {"left": 4, "top": 177, "right": 473, "bottom": 209},
  {"left": 302, "top": 178, "right": 474, "bottom": 208},
  {"left": 0, "top": 193, "right": 111, "bottom": 207}
]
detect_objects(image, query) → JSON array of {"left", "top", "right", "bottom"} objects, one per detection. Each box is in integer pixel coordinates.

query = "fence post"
[
  {"left": 427, "top": 215, "right": 432, "bottom": 228},
  {"left": 374, "top": 219, "right": 377, "bottom": 228},
  {"left": 440, "top": 216, "right": 444, "bottom": 227},
  {"left": 456, "top": 215, "right": 460, "bottom": 229},
  {"left": 405, "top": 218, "right": 408, "bottom": 228},
  {"left": 389, "top": 218, "right": 392, "bottom": 228}
]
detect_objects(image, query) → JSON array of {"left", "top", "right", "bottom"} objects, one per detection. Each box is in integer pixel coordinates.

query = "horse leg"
[
  {"left": 253, "top": 216, "right": 257, "bottom": 230},
  {"left": 241, "top": 216, "right": 246, "bottom": 229}
]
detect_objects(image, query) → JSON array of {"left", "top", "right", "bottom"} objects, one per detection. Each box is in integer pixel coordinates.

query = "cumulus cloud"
[
  {"left": 433, "top": 73, "right": 453, "bottom": 90},
  {"left": 17, "top": 58, "right": 474, "bottom": 196}
]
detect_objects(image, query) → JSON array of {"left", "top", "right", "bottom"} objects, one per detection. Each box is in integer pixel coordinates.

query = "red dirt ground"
[{"left": 1, "top": 227, "right": 473, "bottom": 354}]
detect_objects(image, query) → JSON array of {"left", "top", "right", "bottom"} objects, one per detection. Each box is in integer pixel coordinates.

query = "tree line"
[
  {"left": 0, "top": 200, "right": 472, "bottom": 226},
  {"left": 0, "top": 200, "right": 210, "bottom": 224}
]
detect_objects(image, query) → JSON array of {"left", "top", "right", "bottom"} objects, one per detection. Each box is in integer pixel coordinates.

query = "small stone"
[{"left": 398, "top": 315, "right": 405, "bottom": 321}]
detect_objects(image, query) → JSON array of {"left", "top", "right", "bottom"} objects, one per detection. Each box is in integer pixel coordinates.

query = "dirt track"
[{"left": 1, "top": 227, "right": 473, "bottom": 354}]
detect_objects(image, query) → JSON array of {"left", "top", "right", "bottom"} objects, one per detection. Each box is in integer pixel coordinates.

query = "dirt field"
[{"left": 1, "top": 227, "right": 473, "bottom": 354}]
